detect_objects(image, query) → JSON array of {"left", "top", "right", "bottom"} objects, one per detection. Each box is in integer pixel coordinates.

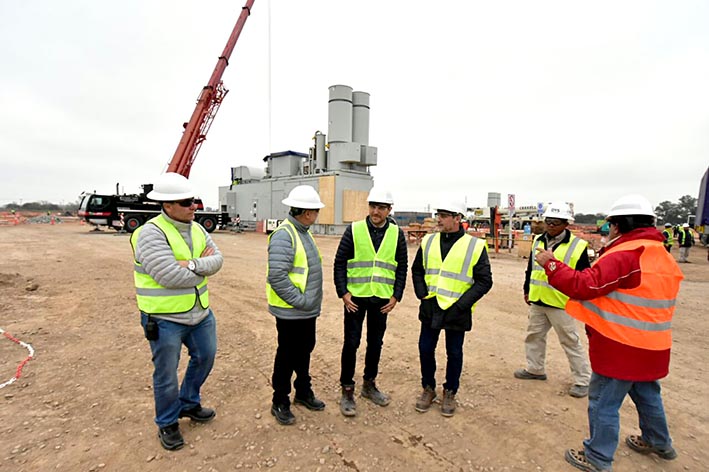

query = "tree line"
[
  {"left": 1, "top": 200, "right": 82, "bottom": 214},
  {"left": 573, "top": 195, "right": 697, "bottom": 225}
]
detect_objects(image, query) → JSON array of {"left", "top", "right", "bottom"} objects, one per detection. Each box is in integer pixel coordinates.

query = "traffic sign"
[{"left": 508, "top": 194, "right": 515, "bottom": 215}]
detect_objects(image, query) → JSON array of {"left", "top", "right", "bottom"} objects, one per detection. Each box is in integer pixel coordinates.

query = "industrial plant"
[{"left": 218, "top": 84, "right": 377, "bottom": 234}]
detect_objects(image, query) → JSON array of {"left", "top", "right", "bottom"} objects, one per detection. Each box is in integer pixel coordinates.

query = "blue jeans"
[
  {"left": 584, "top": 372, "right": 672, "bottom": 470},
  {"left": 141, "top": 311, "right": 217, "bottom": 428},
  {"left": 418, "top": 323, "right": 465, "bottom": 393}
]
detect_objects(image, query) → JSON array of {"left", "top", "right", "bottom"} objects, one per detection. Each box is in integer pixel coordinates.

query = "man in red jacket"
[{"left": 534, "top": 195, "right": 683, "bottom": 472}]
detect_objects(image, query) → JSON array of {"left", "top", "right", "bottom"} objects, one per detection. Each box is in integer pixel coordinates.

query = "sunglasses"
[
  {"left": 544, "top": 218, "right": 565, "bottom": 227},
  {"left": 173, "top": 198, "right": 195, "bottom": 208}
]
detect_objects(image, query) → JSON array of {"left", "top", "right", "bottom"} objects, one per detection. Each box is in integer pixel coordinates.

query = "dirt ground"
[{"left": 1, "top": 222, "right": 707, "bottom": 472}]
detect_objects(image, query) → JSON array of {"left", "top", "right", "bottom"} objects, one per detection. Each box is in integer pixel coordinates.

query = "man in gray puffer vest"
[
  {"left": 131, "top": 172, "right": 223, "bottom": 451},
  {"left": 266, "top": 185, "right": 326, "bottom": 425}
]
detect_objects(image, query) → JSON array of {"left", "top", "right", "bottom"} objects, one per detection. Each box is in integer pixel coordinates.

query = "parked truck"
[
  {"left": 78, "top": 0, "right": 256, "bottom": 233},
  {"left": 78, "top": 185, "right": 228, "bottom": 233}
]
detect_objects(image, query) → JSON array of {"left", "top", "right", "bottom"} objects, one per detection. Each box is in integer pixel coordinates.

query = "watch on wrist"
[{"left": 188, "top": 260, "right": 196, "bottom": 272}]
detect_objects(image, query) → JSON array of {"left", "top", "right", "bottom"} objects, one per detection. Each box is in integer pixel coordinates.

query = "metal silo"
[
  {"left": 352, "top": 91, "right": 370, "bottom": 146},
  {"left": 328, "top": 85, "right": 353, "bottom": 144}
]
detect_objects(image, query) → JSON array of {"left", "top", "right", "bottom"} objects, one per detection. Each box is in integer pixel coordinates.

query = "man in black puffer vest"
[
  {"left": 411, "top": 201, "right": 493, "bottom": 417},
  {"left": 333, "top": 187, "right": 408, "bottom": 417}
]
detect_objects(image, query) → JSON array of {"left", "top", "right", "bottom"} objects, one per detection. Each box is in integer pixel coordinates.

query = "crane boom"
[{"left": 167, "top": 0, "right": 256, "bottom": 177}]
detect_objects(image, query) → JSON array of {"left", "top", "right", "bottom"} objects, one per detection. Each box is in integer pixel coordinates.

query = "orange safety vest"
[{"left": 566, "top": 239, "right": 683, "bottom": 350}]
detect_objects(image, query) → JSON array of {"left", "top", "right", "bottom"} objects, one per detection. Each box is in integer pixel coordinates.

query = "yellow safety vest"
[
  {"left": 422, "top": 233, "right": 486, "bottom": 313},
  {"left": 346, "top": 220, "right": 398, "bottom": 299},
  {"left": 266, "top": 219, "right": 318, "bottom": 308},
  {"left": 130, "top": 215, "right": 209, "bottom": 314},
  {"left": 529, "top": 233, "right": 587, "bottom": 308},
  {"left": 661, "top": 229, "right": 673, "bottom": 247}
]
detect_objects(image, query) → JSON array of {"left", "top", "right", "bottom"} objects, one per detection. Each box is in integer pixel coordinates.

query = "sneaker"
[
  {"left": 294, "top": 392, "right": 326, "bottom": 411},
  {"left": 625, "top": 434, "right": 677, "bottom": 460},
  {"left": 339, "top": 385, "right": 357, "bottom": 417},
  {"left": 513, "top": 369, "right": 547, "bottom": 380},
  {"left": 361, "top": 379, "right": 391, "bottom": 407},
  {"left": 569, "top": 384, "right": 589, "bottom": 398},
  {"left": 441, "top": 389, "right": 456, "bottom": 417},
  {"left": 179, "top": 405, "right": 216, "bottom": 422},
  {"left": 158, "top": 423, "right": 184, "bottom": 451},
  {"left": 271, "top": 403, "right": 296, "bottom": 425},
  {"left": 415, "top": 386, "right": 437, "bottom": 413}
]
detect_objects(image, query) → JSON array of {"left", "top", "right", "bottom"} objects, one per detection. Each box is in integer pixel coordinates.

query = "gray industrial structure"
[{"left": 218, "top": 85, "right": 378, "bottom": 234}]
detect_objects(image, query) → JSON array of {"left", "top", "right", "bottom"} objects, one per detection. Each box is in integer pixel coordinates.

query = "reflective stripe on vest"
[
  {"left": 678, "top": 228, "right": 691, "bottom": 246},
  {"left": 421, "top": 233, "right": 486, "bottom": 312},
  {"left": 130, "top": 215, "right": 209, "bottom": 314},
  {"left": 565, "top": 239, "right": 683, "bottom": 350},
  {"left": 266, "top": 219, "right": 314, "bottom": 309},
  {"left": 346, "top": 220, "right": 398, "bottom": 298},
  {"left": 529, "top": 233, "right": 588, "bottom": 308}
]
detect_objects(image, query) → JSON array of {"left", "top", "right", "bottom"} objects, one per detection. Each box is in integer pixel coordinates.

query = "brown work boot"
[
  {"left": 339, "top": 385, "right": 356, "bottom": 417},
  {"left": 361, "top": 379, "right": 391, "bottom": 406},
  {"left": 441, "top": 389, "right": 456, "bottom": 417},
  {"left": 415, "top": 386, "right": 437, "bottom": 413}
]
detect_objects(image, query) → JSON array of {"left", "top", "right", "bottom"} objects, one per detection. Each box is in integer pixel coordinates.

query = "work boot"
[
  {"left": 625, "top": 434, "right": 677, "bottom": 460},
  {"left": 294, "top": 391, "right": 326, "bottom": 411},
  {"left": 339, "top": 385, "right": 356, "bottom": 417},
  {"left": 361, "top": 379, "right": 391, "bottom": 407},
  {"left": 441, "top": 389, "right": 456, "bottom": 417},
  {"left": 158, "top": 423, "right": 184, "bottom": 451},
  {"left": 179, "top": 405, "right": 216, "bottom": 423},
  {"left": 415, "top": 386, "right": 437, "bottom": 413},
  {"left": 513, "top": 368, "right": 547, "bottom": 381},
  {"left": 271, "top": 403, "right": 296, "bottom": 425},
  {"left": 569, "top": 384, "right": 589, "bottom": 398}
]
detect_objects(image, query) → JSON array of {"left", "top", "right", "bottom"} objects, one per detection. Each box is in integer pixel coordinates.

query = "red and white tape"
[{"left": 0, "top": 328, "right": 35, "bottom": 389}]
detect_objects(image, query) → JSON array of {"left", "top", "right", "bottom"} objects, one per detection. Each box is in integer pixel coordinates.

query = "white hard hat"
[
  {"left": 282, "top": 185, "right": 325, "bottom": 209},
  {"left": 682, "top": 223, "right": 690, "bottom": 228},
  {"left": 147, "top": 172, "right": 195, "bottom": 201},
  {"left": 664, "top": 222, "right": 672, "bottom": 227},
  {"left": 367, "top": 186, "right": 394, "bottom": 205},
  {"left": 607, "top": 194, "right": 655, "bottom": 218},
  {"left": 542, "top": 202, "right": 575, "bottom": 223},
  {"left": 436, "top": 201, "right": 467, "bottom": 216}
]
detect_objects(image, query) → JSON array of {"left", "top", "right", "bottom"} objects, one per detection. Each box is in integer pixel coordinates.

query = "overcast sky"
[{"left": 1, "top": 0, "right": 708, "bottom": 214}]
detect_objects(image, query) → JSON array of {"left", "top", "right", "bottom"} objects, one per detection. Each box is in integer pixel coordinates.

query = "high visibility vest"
[
  {"left": 130, "top": 215, "right": 209, "bottom": 314},
  {"left": 662, "top": 229, "right": 673, "bottom": 247},
  {"left": 422, "top": 233, "right": 487, "bottom": 313},
  {"left": 266, "top": 219, "right": 319, "bottom": 309},
  {"left": 566, "top": 239, "right": 683, "bottom": 350},
  {"left": 346, "top": 220, "right": 398, "bottom": 299},
  {"left": 529, "top": 233, "right": 588, "bottom": 308},
  {"left": 678, "top": 228, "right": 692, "bottom": 246}
]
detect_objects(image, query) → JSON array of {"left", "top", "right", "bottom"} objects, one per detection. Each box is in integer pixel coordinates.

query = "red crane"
[{"left": 167, "top": 0, "right": 256, "bottom": 177}]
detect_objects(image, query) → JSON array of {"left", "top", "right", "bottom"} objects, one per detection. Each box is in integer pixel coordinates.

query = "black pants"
[
  {"left": 419, "top": 322, "right": 465, "bottom": 393},
  {"left": 272, "top": 317, "right": 317, "bottom": 405},
  {"left": 339, "top": 297, "right": 389, "bottom": 386}
]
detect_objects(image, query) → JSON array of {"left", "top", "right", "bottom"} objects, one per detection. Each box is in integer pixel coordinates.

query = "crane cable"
[
  {"left": 267, "top": 0, "right": 272, "bottom": 154},
  {"left": 0, "top": 327, "right": 35, "bottom": 389}
]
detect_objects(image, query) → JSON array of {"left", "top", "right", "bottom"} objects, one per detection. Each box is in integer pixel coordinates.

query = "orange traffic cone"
[
  {"left": 50, "top": 216, "right": 55, "bottom": 225},
  {"left": 80, "top": 218, "right": 85, "bottom": 225}
]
